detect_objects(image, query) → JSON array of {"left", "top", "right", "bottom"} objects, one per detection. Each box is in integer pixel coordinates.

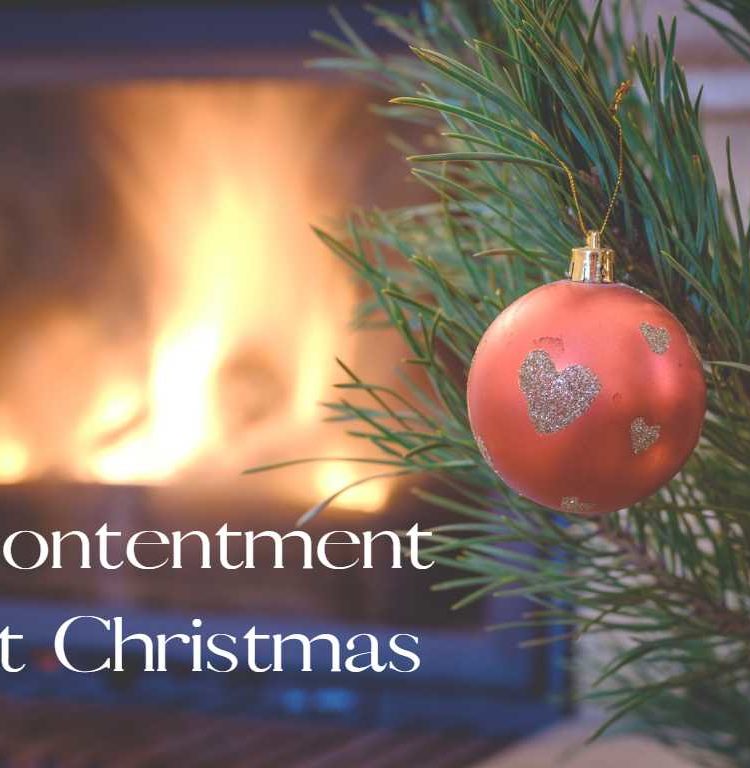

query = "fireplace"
[
  {"left": 0, "top": 3, "right": 569, "bottom": 764},
  {"left": 0, "top": 78, "right": 408, "bottom": 506}
]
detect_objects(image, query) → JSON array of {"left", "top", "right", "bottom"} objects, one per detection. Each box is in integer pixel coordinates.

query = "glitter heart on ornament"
[
  {"left": 630, "top": 416, "right": 660, "bottom": 454},
  {"left": 561, "top": 496, "right": 596, "bottom": 515},
  {"left": 518, "top": 349, "right": 601, "bottom": 434},
  {"left": 640, "top": 322, "right": 670, "bottom": 354}
]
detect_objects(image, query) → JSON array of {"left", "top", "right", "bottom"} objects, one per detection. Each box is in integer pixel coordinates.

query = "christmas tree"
[{"left": 303, "top": 1, "right": 750, "bottom": 763}]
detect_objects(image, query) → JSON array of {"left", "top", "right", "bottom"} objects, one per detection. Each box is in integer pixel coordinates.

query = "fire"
[
  {"left": 0, "top": 438, "right": 29, "bottom": 483},
  {"left": 88, "top": 323, "right": 221, "bottom": 484},
  {"left": 314, "top": 462, "right": 390, "bottom": 514},
  {"left": 0, "top": 81, "right": 396, "bottom": 512}
]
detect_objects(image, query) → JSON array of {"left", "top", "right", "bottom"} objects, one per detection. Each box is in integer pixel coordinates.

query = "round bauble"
[{"left": 467, "top": 234, "right": 706, "bottom": 515}]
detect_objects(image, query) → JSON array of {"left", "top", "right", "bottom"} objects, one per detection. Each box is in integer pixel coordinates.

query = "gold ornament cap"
[{"left": 568, "top": 230, "right": 615, "bottom": 283}]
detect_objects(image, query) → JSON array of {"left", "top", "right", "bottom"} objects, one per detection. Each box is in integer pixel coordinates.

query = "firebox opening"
[{"left": 0, "top": 79, "right": 408, "bottom": 512}]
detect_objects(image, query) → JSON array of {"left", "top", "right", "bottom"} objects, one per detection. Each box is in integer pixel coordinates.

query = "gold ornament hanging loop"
[{"left": 532, "top": 80, "right": 630, "bottom": 240}]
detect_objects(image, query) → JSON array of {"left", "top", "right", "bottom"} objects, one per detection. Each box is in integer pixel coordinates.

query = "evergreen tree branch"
[
  {"left": 293, "top": 1, "right": 750, "bottom": 761},
  {"left": 686, "top": 1, "right": 750, "bottom": 62}
]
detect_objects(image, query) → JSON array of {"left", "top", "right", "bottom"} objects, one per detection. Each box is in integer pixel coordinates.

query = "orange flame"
[{"left": 0, "top": 82, "right": 396, "bottom": 512}]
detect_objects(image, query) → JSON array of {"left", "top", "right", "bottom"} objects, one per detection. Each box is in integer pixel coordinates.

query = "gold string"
[{"left": 531, "top": 80, "right": 630, "bottom": 239}]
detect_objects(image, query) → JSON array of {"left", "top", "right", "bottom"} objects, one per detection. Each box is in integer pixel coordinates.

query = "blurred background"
[{"left": 0, "top": 1, "right": 743, "bottom": 766}]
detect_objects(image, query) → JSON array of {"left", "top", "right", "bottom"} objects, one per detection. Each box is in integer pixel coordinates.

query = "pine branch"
[
  {"left": 299, "top": 1, "right": 750, "bottom": 761},
  {"left": 686, "top": 1, "right": 750, "bottom": 62},
  {"left": 598, "top": 519, "right": 750, "bottom": 639}
]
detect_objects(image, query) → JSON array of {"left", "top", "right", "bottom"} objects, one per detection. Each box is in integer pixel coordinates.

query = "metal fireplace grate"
[{"left": 0, "top": 695, "right": 505, "bottom": 768}]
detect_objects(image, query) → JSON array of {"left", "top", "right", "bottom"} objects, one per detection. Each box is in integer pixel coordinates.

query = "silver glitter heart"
[
  {"left": 640, "top": 322, "right": 670, "bottom": 354},
  {"left": 561, "top": 496, "right": 596, "bottom": 515},
  {"left": 518, "top": 349, "right": 601, "bottom": 434},
  {"left": 630, "top": 416, "right": 660, "bottom": 454}
]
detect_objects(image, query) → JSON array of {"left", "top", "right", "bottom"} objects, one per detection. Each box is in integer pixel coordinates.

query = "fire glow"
[{"left": 0, "top": 82, "right": 394, "bottom": 512}]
